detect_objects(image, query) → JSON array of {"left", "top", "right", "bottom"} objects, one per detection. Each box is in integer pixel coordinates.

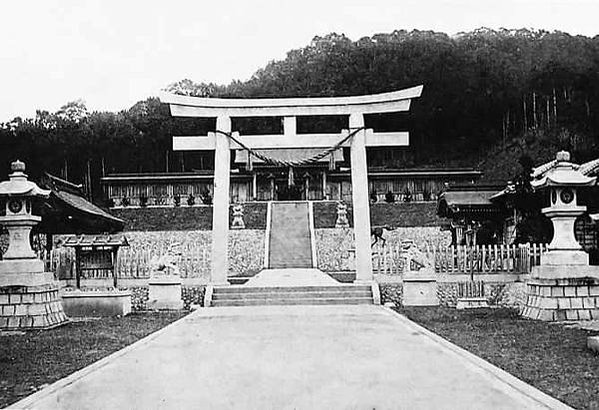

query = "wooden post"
[
  {"left": 112, "top": 248, "right": 118, "bottom": 288},
  {"left": 75, "top": 248, "right": 81, "bottom": 289}
]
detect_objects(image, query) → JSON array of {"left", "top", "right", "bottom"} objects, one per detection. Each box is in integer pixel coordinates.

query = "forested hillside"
[{"left": 2, "top": 28, "right": 599, "bottom": 198}]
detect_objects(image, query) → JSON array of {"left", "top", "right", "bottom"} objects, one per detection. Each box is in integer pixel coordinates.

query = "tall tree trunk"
[
  {"left": 585, "top": 97, "right": 591, "bottom": 117},
  {"left": 62, "top": 157, "right": 68, "bottom": 180},
  {"left": 86, "top": 159, "right": 92, "bottom": 201},
  {"left": 502, "top": 112, "right": 506, "bottom": 146},
  {"left": 101, "top": 157, "right": 106, "bottom": 177},
  {"left": 523, "top": 97, "right": 528, "bottom": 131},
  {"left": 553, "top": 87, "right": 558, "bottom": 124},
  {"left": 165, "top": 150, "right": 169, "bottom": 173},
  {"left": 546, "top": 97, "right": 550, "bottom": 128},
  {"left": 532, "top": 92, "right": 537, "bottom": 129}
]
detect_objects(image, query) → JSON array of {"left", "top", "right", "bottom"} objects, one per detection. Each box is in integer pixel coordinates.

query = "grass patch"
[
  {"left": 0, "top": 311, "right": 187, "bottom": 407},
  {"left": 397, "top": 307, "right": 599, "bottom": 409}
]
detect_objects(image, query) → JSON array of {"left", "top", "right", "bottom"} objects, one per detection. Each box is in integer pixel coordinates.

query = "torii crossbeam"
[{"left": 161, "top": 85, "right": 423, "bottom": 285}]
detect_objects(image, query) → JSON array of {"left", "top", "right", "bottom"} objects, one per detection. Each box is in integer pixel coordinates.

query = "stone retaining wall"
[
  {"left": 378, "top": 279, "right": 526, "bottom": 309},
  {"left": 130, "top": 285, "right": 206, "bottom": 311},
  {"left": 315, "top": 227, "right": 450, "bottom": 272}
]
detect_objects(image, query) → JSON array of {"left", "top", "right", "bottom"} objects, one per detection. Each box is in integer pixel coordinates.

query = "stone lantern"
[
  {"left": 530, "top": 150, "right": 596, "bottom": 266},
  {"left": 0, "top": 160, "right": 68, "bottom": 329},
  {"left": 522, "top": 151, "right": 599, "bottom": 322}
]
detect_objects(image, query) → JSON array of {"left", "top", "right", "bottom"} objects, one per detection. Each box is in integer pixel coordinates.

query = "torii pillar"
[
  {"left": 349, "top": 114, "right": 373, "bottom": 283},
  {"left": 211, "top": 116, "right": 231, "bottom": 285}
]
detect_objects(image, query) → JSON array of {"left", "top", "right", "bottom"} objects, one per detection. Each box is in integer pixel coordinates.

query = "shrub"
[
  {"left": 385, "top": 190, "right": 395, "bottom": 203},
  {"left": 187, "top": 193, "right": 196, "bottom": 206},
  {"left": 139, "top": 195, "right": 148, "bottom": 207},
  {"left": 422, "top": 188, "right": 432, "bottom": 202},
  {"left": 121, "top": 196, "right": 130, "bottom": 207},
  {"left": 201, "top": 189, "right": 213, "bottom": 205},
  {"left": 403, "top": 188, "right": 412, "bottom": 202},
  {"left": 173, "top": 194, "right": 181, "bottom": 207}
]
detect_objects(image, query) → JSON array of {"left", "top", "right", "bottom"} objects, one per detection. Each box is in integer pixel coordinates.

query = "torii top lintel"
[{"left": 160, "top": 85, "right": 423, "bottom": 118}]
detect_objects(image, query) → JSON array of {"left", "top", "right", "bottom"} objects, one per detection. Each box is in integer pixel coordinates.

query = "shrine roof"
[
  {"left": 437, "top": 186, "right": 503, "bottom": 218},
  {"left": 38, "top": 173, "right": 124, "bottom": 234},
  {"left": 60, "top": 233, "right": 129, "bottom": 248}
]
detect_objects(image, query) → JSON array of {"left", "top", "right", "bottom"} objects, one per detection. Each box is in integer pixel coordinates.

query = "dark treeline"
[{"left": 2, "top": 28, "right": 599, "bottom": 201}]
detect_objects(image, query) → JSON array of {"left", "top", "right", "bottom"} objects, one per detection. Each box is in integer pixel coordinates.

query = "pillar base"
[
  {"left": 521, "top": 276, "right": 599, "bottom": 321},
  {"left": 148, "top": 275, "right": 183, "bottom": 310},
  {"left": 541, "top": 250, "right": 589, "bottom": 266},
  {"left": 0, "top": 283, "right": 69, "bottom": 330}
]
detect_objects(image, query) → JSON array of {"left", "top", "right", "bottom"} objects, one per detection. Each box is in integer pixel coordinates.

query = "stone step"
[
  {"left": 212, "top": 290, "right": 372, "bottom": 300},
  {"left": 213, "top": 285, "right": 371, "bottom": 294},
  {"left": 212, "top": 297, "right": 374, "bottom": 307},
  {"left": 269, "top": 202, "right": 312, "bottom": 268}
]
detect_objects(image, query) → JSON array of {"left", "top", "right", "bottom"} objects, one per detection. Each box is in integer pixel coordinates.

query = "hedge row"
[{"left": 112, "top": 202, "right": 443, "bottom": 231}]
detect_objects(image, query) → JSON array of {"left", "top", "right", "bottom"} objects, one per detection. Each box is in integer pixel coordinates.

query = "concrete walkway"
[{"left": 10, "top": 305, "right": 570, "bottom": 409}]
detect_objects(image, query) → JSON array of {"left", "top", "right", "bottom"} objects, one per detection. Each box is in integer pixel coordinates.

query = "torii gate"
[{"left": 161, "top": 86, "right": 423, "bottom": 285}]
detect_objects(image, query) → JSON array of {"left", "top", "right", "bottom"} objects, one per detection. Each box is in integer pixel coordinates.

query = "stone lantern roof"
[
  {"left": 531, "top": 151, "right": 596, "bottom": 189},
  {"left": 0, "top": 160, "right": 50, "bottom": 198}
]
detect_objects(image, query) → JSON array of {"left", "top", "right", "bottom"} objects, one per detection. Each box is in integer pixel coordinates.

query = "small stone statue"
[
  {"left": 150, "top": 242, "right": 182, "bottom": 276},
  {"left": 335, "top": 201, "right": 349, "bottom": 228},
  {"left": 231, "top": 204, "right": 245, "bottom": 229},
  {"left": 400, "top": 240, "right": 433, "bottom": 273}
]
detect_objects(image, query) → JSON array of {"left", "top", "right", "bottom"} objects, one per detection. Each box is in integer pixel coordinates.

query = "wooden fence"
[
  {"left": 44, "top": 243, "right": 210, "bottom": 280},
  {"left": 373, "top": 243, "right": 548, "bottom": 276}
]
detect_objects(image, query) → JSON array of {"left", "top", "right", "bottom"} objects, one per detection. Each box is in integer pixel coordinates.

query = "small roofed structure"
[
  {"left": 437, "top": 185, "right": 506, "bottom": 245},
  {"left": 61, "top": 234, "right": 129, "bottom": 289},
  {"left": 38, "top": 173, "right": 124, "bottom": 235}
]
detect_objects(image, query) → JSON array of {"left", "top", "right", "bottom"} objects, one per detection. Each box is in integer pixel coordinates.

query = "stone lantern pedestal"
[
  {"left": 0, "top": 160, "right": 68, "bottom": 330},
  {"left": 521, "top": 151, "right": 599, "bottom": 321}
]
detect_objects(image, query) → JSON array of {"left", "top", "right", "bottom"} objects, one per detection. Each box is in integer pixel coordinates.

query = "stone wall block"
[
  {"left": 590, "top": 309, "right": 599, "bottom": 320},
  {"left": 564, "top": 286, "right": 576, "bottom": 297},
  {"left": 571, "top": 298, "right": 583, "bottom": 309},
  {"left": 582, "top": 297, "right": 595, "bottom": 309},
  {"left": 555, "top": 310, "right": 567, "bottom": 321},
  {"left": 577, "top": 286, "right": 590, "bottom": 297},
  {"left": 14, "top": 304, "right": 28, "bottom": 315},
  {"left": 8, "top": 294, "right": 22, "bottom": 304},
  {"left": 538, "top": 310, "right": 554, "bottom": 321},
  {"left": 578, "top": 310, "right": 592, "bottom": 320},
  {"left": 0, "top": 294, "right": 9, "bottom": 304},
  {"left": 566, "top": 310, "right": 579, "bottom": 321},
  {"left": 551, "top": 287, "right": 564, "bottom": 297},
  {"left": 589, "top": 286, "right": 599, "bottom": 296},
  {"left": 539, "top": 297, "right": 557, "bottom": 309}
]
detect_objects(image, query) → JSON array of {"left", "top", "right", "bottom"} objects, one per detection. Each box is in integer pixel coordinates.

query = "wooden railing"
[
  {"left": 373, "top": 243, "right": 548, "bottom": 276},
  {"left": 44, "top": 244, "right": 211, "bottom": 280}
]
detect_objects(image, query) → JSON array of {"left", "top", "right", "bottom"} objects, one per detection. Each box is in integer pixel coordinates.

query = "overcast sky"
[{"left": 0, "top": 0, "right": 598, "bottom": 122}]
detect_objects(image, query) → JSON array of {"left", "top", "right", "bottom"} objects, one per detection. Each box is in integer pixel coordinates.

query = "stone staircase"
[
  {"left": 204, "top": 202, "right": 379, "bottom": 308},
  {"left": 207, "top": 269, "right": 378, "bottom": 307},
  {"left": 268, "top": 202, "right": 313, "bottom": 268},
  {"left": 210, "top": 284, "right": 375, "bottom": 307}
]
